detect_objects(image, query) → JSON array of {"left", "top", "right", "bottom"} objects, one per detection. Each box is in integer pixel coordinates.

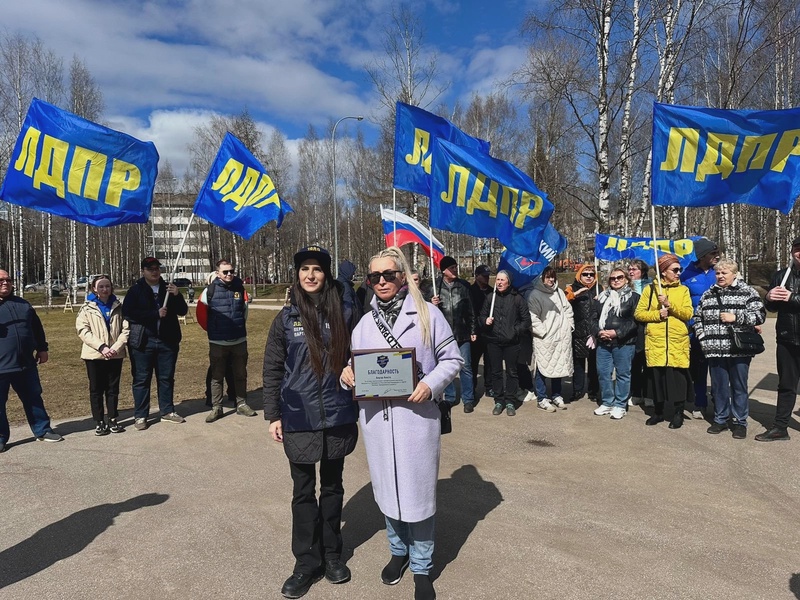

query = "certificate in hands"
[{"left": 352, "top": 348, "right": 418, "bottom": 401}]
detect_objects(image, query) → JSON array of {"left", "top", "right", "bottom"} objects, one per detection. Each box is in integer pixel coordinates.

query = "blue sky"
[{"left": 5, "top": 0, "right": 539, "bottom": 177}]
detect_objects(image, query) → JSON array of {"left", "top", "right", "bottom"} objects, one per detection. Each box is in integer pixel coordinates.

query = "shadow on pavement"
[
  {"left": 340, "top": 465, "right": 503, "bottom": 580},
  {"left": 790, "top": 573, "right": 800, "bottom": 598},
  {"left": 0, "top": 492, "right": 169, "bottom": 589}
]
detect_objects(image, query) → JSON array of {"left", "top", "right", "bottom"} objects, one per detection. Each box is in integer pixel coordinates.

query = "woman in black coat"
[
  {"left": 480, "top": 270, "right": 532, "bottom": 417},
  {"left": 566, "top": 265, "right": 599, "bottom": 402}
]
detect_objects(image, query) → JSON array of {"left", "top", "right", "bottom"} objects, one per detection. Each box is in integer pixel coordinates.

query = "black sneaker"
[
  {"left": 95, "top": 421, "right": 110, "bottom": 436},
  {"left": 668, "top": 414, "right": 684, "bottom": 429},
  {"left": 108, "top": 419, "right": 125, "bottom": 433},
  {"left": 731, "top": 425, "right": 747, "bottom": 440},
  {"left": 491, "top": 403, "right": 504, "bottom": 416},
  {"left": 506, "top": 404, "right": 516, "bottom": 417},
  {"left": 485, "top": 388, "right": 495, "bottom": 398},
  {"left": 707, "top": 422, "right": 728, "bottom": 434},
  {"left": 381, "top": 554, "right": 410, "bottom": 585},
  {"left": 754, "top": 427, "right": 790, "bottom": 442},
  {"left": 645, "top": 415, "right": 664, "bottom": 426},
  {"left": 463, "top": 403, "right": 474, "bottom": 414},
  {"left": 0, "top": 441, "right": 6, "bottom": 453},
  {"left": 414, "top": 574, "right": 436, "bottom": 600},
  {"left": 36, "top": 431, "right": 64, "bottom": 442},
  {"left": 281, "top": 571, "right": 323, "bottom": 599},
  {"left": 324, "top": 559, "right": 351, "bottom": 584}
]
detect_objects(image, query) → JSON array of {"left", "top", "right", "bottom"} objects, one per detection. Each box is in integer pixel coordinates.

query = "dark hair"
[
  {"left": 215, "top": 259, "right": 232, "bottom": 269},
  {"left": 628, "top": 259, "right": 649, "bottom": 277},
  {"left": 292, "top": 268, "right": 348, "bottom": 379},
  {"left": 91, "top": 274, "right": 113, "bottom": 289},
  {"left": 541, "top": 266, "right": 557, "bottom": 279}
]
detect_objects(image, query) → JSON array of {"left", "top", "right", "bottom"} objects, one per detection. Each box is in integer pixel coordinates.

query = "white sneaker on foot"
[
  {"left": 523, "top": 390, "right": 537, "bottom": 403},
  {"left": 594, "top": 405, "right": 613, "bottom": 416},
  {"left": 537, "top": 399, "right": 557, "bottom": 413},
  {"left": 610, "top": 407, "right": 626, "bottom": 420},
  {"left": 691, "top": 410, "right": 704, "bottom": 420},
  {"left": 628, "top": 396, "right": 642, "bottom": 406},
  {"left": 552, "top": 395, "right": 567, "bottom": 409}
]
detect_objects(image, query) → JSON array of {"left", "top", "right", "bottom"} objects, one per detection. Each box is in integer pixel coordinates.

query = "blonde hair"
[
  {"left": 714, "top": 258, "right": 738, "bottom": 275},
  {"left": 369, "top": 246, "right": 432, "bottom": 346}
]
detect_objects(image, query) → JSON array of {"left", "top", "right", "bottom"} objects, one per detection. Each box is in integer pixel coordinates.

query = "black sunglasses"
[
  {"left": 581, "top": 272, "right": 596, "bottom": 278},
  {"left": 221, "top": 269, "right": 235, "bottom": 275},
  {"left": 609, "top": 275, "right": 626, "bottom": 282},
  {"left": 669, "top": 267, "right": 682, "bottom": 274},
  {"left": 367, "top": 270, "right": 402, "bottom": 285}
]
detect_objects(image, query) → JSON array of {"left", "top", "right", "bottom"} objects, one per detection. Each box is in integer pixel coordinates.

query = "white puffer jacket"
[
  {"left": 528, "top": 278, "right": 574, "bottom": 378},
  {"left": 76, "top": 296, "right": 129, "bottom": 360}
]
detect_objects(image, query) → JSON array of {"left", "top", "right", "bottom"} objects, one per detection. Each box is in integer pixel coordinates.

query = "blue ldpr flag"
[
  {"left": 430, "top": 138, "right": 555, "bottom": 257},
  {"left": 0, "top": 98, "right": 157, "bottom": 226},
  {"left": 393, "top": 101, "right": 490, "bottom": 197},
  {"left": 652, "top": 102, "right": 800, "bottom": 214},
  {"left": 193, "top": 133, "right": 293, "bottom": 240},
  {"left": 498, "top": 223, "right": 568, "bottom": 288},
  {"left": 594, "top": 233, "right": 701, "bottom": 268}
]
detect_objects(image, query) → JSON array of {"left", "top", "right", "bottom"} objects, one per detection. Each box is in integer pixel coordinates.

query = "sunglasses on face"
[
  {"left": 609, "top": 275, "right": 626, "bottom": 282},
  {"left": 367, "top": 270, "right": 402, "bottom": 285},
  {"left": 0, "top": 278, "right": 13, "bottom": 284},
  {"left": 669, "top": 267, "right": 682, "bottom": 274},
  {"left": 221, "top": 270, "right": 235, "bottom": 275},
  {"left": 581, "top": 272, "right": 595, "bottom": 278}
]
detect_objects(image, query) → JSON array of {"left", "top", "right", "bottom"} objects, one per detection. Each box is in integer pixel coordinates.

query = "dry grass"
[{"left": 5, "top": 305, "right": 277, "bottom": 425}]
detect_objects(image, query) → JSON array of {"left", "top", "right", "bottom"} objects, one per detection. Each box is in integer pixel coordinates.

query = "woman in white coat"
[
  {"left": 527, "top": 267, "right": 574, "bottom": 412},
  {"left": 342, "top": 247, "right": 462, "bottom": 600},
  {"left": 76, "top": 274, "right": 129, "bottom": 435}
]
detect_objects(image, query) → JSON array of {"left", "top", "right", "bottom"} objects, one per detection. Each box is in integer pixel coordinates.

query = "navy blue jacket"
[
  {"left": 262, "top": 285, "right": 358, "bottom": 433},
  {"left": 207, "top": 277, "right": 247, "bottom": 341},
  {"left": 122, "top": 277, "right": 188, "bottom": 349},
  {"left": 0, "top": 296, "right": 48, "bottom": 374}
]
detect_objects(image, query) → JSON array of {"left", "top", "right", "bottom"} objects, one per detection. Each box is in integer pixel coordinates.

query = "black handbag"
[
  {"left": 713, "top": 290, "right": 765, "bottom": 355},
  {"left": 371, "top": 310, "right": 451, "bottom": 435}
]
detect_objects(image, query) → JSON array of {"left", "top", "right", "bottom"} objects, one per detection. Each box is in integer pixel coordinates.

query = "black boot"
[
  {"left": 669, "top": 412, "right": 684, "bottom": 429},
  {"left": 414, "top": 574, "right": 436, "bottom": 600}
]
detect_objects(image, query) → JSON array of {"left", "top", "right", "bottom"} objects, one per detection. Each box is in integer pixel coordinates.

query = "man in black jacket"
[
  {"left": 427, "top": 256, "right": 477, "bottom": 412},
  {"left": 469, "top": 265, "right": 494, "bottom": 397},
  {"left": 0, "top": 269, "right": 63, "bottom": 451},
  {"left": 756, "top": 237, "right": 800, "bottom": 442},
  {"left": 123, "top": 257, "right": 188, "bottom": 430}
]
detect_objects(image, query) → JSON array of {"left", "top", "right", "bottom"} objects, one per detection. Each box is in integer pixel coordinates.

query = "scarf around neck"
[
  {"left": 376, "top": 287, "right": 408, "bottom": 328},
  {"left": 597, "top": 285, "right": 632, "bottom": 330}
]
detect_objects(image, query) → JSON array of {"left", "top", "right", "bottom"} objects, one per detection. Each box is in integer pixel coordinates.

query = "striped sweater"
[{"left": 694, "top": 280, "right": 766, "bottom": 357}]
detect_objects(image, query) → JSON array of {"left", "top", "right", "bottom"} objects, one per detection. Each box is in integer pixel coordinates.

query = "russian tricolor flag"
[{"left": 381, "top": 206, "right": 445, "bottom": 267}]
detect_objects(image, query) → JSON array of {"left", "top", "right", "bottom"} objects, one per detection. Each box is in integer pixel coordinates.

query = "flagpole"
[
  {"left": 429, "top": 219, "right": 436, "bottom": 297},
  {"left": 392, "top": 189, "right": 397, "bottom": 242},
  {"left": 488, "top": 288, "right": 496, "bottom": 319},
  {"left": 779, "top": 266, "right": 791, "bottom": 288},
  {"left": 650, "top": 204, "right": 664, "bottom": 297},
  {"left": 163, "top": 212, "right": 196, "bottom": 308}
]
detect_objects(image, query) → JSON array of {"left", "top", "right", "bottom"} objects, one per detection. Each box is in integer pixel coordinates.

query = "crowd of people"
[{"left": 0, "top": 235, "right": 799, "bottom": 600}]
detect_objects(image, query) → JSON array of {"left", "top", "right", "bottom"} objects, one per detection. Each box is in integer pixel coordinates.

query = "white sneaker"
[
  {"left": 523, "top": 390, "right": 537, "bottom": 403},
  {"left": 610, "top": 407, "right": 626, "bottom": 420},
  {"left": 691, "top": 410, "right": 704, "bottom": 420},
  {"left": 644, "top": 398, "right": 654, "bottom": 407},
  {"left": 628, "top": 396, "right": 642, "bottom": 406},
  {"left": 594, "top": 405, "right": 613, "bottom": 416},
  {"left": 537, "top": 399, "right": 557, "bottom": 413},
  {"left": 552, "top": 395, "right": 567, "bottom": 410}
]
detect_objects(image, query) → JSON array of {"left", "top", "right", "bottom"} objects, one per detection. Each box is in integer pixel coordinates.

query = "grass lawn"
[{"left": 6, "top": 306, "right": 278, "bottom": 425}]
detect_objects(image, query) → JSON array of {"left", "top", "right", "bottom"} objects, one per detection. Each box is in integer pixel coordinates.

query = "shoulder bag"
[{"left": 713, "top": 290, "right": 764, "bottom": 355}]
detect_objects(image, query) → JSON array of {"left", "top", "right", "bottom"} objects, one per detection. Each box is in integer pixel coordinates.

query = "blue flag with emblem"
[
  {"left": 0, "top": 98, "right": 157, "bottom": 226},
  {"left": 594, "top": 233, "right": 701, "bottom": 268},
  {"left": 498, "top": 223, "right": 568, "bottom": 287},
  {"left": 193, "top": 132, "right": 293, "bottom": 240},
  {"left": 652, "top": 102, "right": 800, "bottom": 214},
  {"left": 393, "top": 101, "right": 490, "bottom": 197},
  {"left": 430, "top": 138, "right": 555, "bottom": 257}
]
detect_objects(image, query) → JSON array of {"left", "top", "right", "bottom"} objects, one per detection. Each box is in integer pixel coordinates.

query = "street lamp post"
[{"left": 332, "top": 115, "right": 363, "bottom": 277}]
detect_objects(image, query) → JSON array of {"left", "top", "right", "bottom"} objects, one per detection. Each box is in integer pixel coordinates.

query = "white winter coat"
[{"left": 528, "top": 278, "right": 574, "bottom": 378}]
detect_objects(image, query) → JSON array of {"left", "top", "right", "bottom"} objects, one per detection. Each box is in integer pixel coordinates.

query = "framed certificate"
[{"left": 352, "top": 348, "right": 418, "bottom": 401}]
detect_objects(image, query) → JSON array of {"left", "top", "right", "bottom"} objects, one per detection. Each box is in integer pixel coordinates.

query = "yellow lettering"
[
  {"left": 514, "top": 191, "right": 544, "bottom": 229},
  {"left": 220, "top": 167, "right": 260, "bottom": 210},
  {"left": 673, "top": 239, "right": 693, "bottom": 257},
  {"left": 466, "top": 175, "right": 497, "bottom": 217},
  {"left": 660, "top": 127, "right": 699, "bottom": 173},
  {"left": 32, "top": 134, "right": 68, "bottom": 198},
  {"left": 769, "top": 129, "right": 800, "bottom": 173},
  {"left": 604, "top": 236, "right": 627, "bottom": 252},
  {"left": 249, "top": 174, "right": 280, "bottom": 209},
  {"left": 67, "top": 146, "right": 106, "bottom": 200},
  {"left": 104, "top": 159, "right": 140, "bottom": 207},
  {"left": 498, "top": 185, "right": 518, "bottom": 217},
  {"left": 404, "top": 128, "right": 432, "bottom": 174},
  {"left": 211, "top": 158, "right": 245, "bottom": 195},
  {"left": 13, "top": 126, "right": 41, "bottom": 177},
  {"left": 440, "top": 164, "right": 470, "bottom": 205},
  {"left": 696, "top": 133, "right": 737, "bottom": 182},
  {"left": 735, "top": 134, "right": 776, "bottom": 172}
]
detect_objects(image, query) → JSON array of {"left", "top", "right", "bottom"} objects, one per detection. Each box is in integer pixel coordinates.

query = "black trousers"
[
  {"left": 630, "top": 350, "right": 647, "bottom": 398},
  {"left": 774, "top": 342, "right": 800, "bottom": 429},
  {"left": 649, "top": 366, "right": 693, "bottom": 416},
  {"left": 84, "top": 359, "right": 123, "bottom": 421},
  {"left": 470, "top": 338, "right": 491, "bottom": 388},
  {"left": 289, "top": 457, "right": 346, "bottom": 574},
  {"left": 487, "top": 343, "right": 520, "bottom": 405},
  {"left": 572, "top": 351, "right": 599, "bottom": 399}
]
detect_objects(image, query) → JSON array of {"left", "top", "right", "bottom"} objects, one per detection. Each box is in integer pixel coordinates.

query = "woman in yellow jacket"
[
  {"left": 633, "top": 254, "right": 694, "bottom": 429},
  {"left": 76, "top": 275, "right": 130, "bottom": 435}
]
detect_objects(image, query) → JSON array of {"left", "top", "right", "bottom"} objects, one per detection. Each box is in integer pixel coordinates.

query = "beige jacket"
[{"left": 76, "top": 297, "right": 129, "bottom": 360}]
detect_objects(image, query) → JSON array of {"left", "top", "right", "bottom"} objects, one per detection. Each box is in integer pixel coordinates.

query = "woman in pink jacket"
[{"left": 342, "top": 247, "right": 462, "bottom": 600}]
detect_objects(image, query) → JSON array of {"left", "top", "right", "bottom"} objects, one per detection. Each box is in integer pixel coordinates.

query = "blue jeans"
[
  {"left": 708, "top": 356, "right": 751, "bottom": 426},
  {"left": 0, "top": 367, "right": 53, "bottom": 443},
  {"left": 534, "top": 369, "right": 562, "bottom": 401},
  {"left": 444, "top": 341, "right": 473, "bottom": 405},
  {"left": 596, "top": 344, "right": 635, "bottom": 409},
  {"left": 385, "top": 514, "right": 435, "bottom": 575},
  {"left": 129, "top": 337, "right": 179, "bottom": 418}
]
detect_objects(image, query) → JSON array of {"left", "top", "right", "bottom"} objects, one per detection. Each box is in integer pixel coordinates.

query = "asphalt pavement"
[{"left": 1, "top": 325, "right": 799, "bottom": 599}]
